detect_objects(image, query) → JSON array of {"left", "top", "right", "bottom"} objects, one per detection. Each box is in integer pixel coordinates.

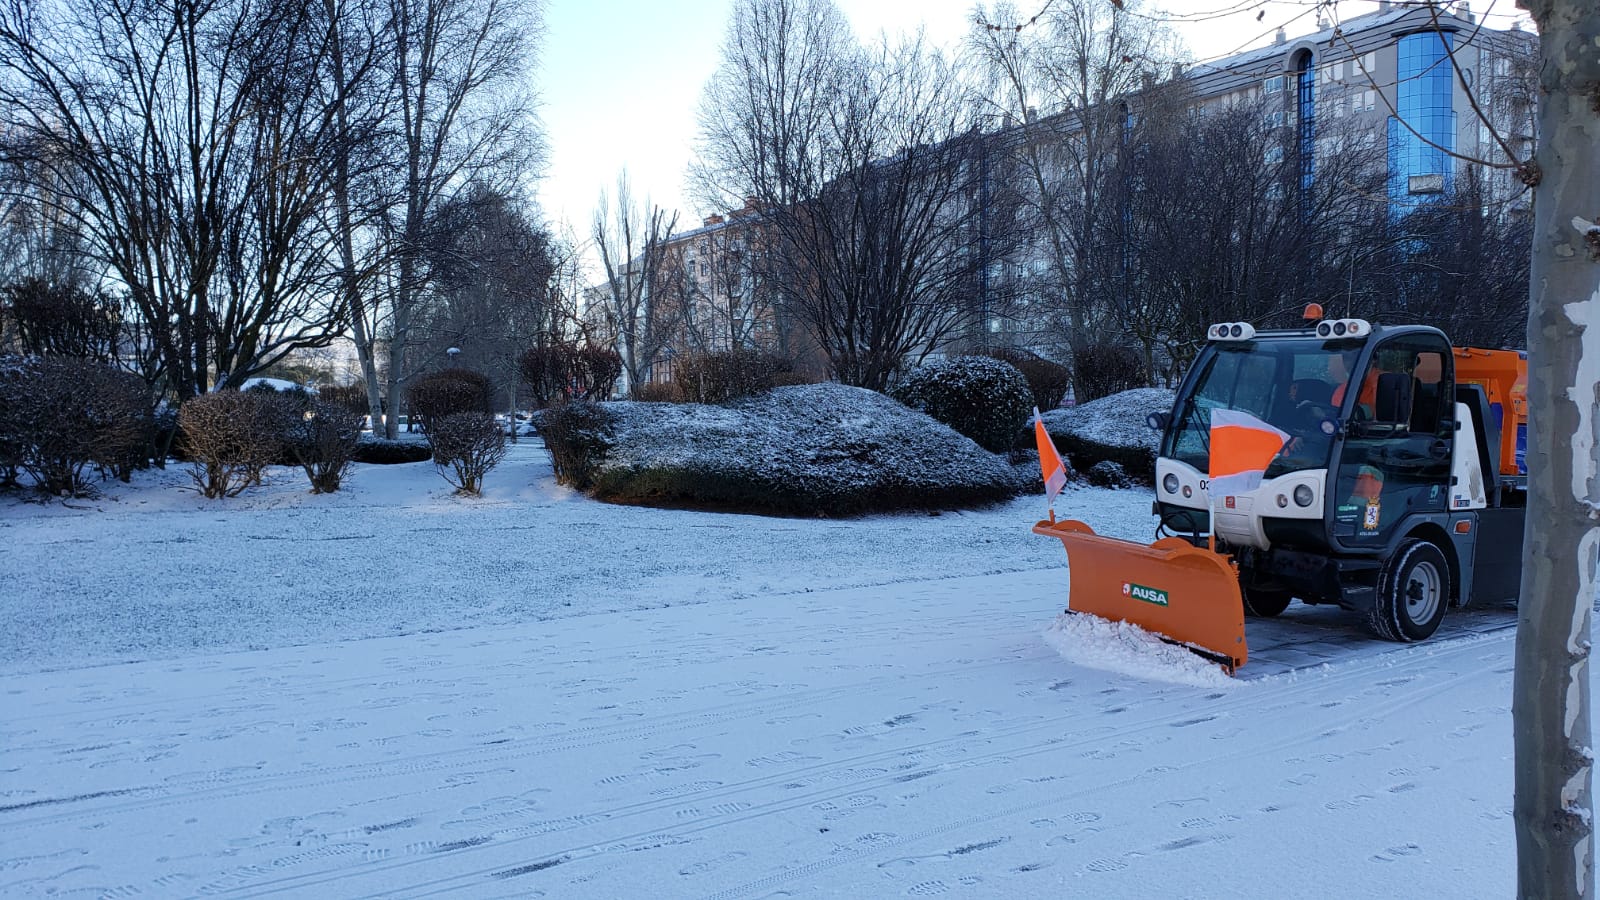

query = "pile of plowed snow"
[{"left": 1042, "top": 612, "right": 1239, "bottom": 688}]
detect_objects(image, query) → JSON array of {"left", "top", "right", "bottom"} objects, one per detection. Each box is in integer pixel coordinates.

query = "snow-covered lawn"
[{"left": 0, "top": 440, "right": 1542, "bottom": 897}]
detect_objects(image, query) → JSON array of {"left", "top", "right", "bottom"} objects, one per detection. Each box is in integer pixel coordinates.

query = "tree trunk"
[
  {"left": 385, "top": 261, "right": 415, "bottom": 440},
  {"left": 1513, "top": 1, "right": 1600, "bottom": 897},
  {"left": 325, "top": 0, "right": 386, "bottom": 437}
]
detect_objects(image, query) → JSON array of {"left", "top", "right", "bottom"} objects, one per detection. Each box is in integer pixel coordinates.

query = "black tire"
[
  {"left": 1367, "top": 539, "right": 1451, "bottom": 642},
  {"left": 1243, "top": 586, "right": 1293, "bottom": 618}
]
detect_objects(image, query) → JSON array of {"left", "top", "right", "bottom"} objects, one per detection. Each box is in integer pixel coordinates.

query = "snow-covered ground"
[{"left": 0, "top": 440, "right": 1544, "bottom": 897}]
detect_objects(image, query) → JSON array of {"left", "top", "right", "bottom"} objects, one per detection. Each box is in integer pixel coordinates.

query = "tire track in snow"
[
  {"left": 693, "top": 632, "right": 1509, "bottom": 900},
  {"left": 0, "top": 644, "right": 1033, "bottom": 833},
  {"left": 211, "top": 629, "right": 1509, "bottom": 898}
]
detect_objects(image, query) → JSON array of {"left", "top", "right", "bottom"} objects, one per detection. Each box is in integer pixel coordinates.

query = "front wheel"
[
  {"left": 1243, "top": 586, "right": 1292, "bottom": 618},
  {"left": 1368, "top": 540, "right": 1450, "bottom": 642}
]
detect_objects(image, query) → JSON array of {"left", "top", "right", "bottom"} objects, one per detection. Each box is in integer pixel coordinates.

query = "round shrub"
[
  {"left": 407, "top": 368, "right": 491, "bottom": 432},
  {"left": 891, "top": 356, "right": 1033, "bottom": 453},
  {"left": 283, "top": 401, "right": 362, "bottom": 493},
  {"left": 0, "top": 355, "right": 152, "bottom": 495},
  {"left": 429, "top": 411, "right": 506, "bottom": 495},
  {"left": 538, "top": 400, "right": 614, "bottom": 486},
  {"left": 318, "top": 383, "right": 370, "bottom": 417},
  {"left": 178, "top": 391, "right": 287, "bottom": 498}
]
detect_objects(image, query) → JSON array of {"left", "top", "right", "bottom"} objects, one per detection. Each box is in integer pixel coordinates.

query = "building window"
[{"left": 1264, "top": 75, "right": 1286, "bottom": 94}]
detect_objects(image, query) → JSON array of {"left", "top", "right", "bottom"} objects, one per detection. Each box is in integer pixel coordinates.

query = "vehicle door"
[{"left": 1331, "top": 333, "right": 1454, "bottom": 549}]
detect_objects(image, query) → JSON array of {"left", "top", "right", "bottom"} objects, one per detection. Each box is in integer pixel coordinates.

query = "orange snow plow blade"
[{"left": 1033, "top": 519, "right": 1248, "bottom": 673}]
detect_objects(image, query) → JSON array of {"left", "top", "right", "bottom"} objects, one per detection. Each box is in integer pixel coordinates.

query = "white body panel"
[
  {"left": 1449, "top": 401, "right": 1489, "bottom": 511},
  {"left": 1155, "top": 456, "right": 1329, "bottom": 550}
]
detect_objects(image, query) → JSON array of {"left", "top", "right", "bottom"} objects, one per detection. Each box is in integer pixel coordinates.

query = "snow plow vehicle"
[{"left": 1034, "top": 308, "right": 1528, "bottom": 672}]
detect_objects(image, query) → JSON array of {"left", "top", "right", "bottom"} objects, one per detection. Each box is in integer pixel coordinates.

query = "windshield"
[{"left": 1164, "top": 339, "right": 1362, "bottom": 477}]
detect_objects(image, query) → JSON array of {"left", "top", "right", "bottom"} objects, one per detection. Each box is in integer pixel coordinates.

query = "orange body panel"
[
  {"left": 1453, "top": 346, "right": 1528, "bottom": 476},
  {"left": 1033, "top": 519, "right": 1248, "bottom": 672}
]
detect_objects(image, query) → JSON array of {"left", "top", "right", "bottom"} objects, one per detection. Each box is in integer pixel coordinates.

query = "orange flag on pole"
[
  {"left": 1208, "top": 408, "right": 1288, "bottom": 495},
  {"left": 1034, "top": 408, "right": 1067, "bottom": 510}
]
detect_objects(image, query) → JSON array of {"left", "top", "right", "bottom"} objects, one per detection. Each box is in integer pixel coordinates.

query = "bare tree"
[
  {"left": 0, "top": 0, "right": 357, "bottom": 399},
  {"left": 1108, "top": 97, "right": 1387, "bottom": 376},
  {"left": 1512, "top": 0, "right": 1600, "bottom": 895},
  {"left": 375, "top": 0, "right": 539, "bottom": 437},
  {"left": 967, "top": 0, "right": 1180, "bottom": 356},
  {"left": 696, "top": 0, "right": 1017, "bottom": 390},
  {"left": 322, "top": 0, "right": 397, "bottom": 435},
  {"left": 592, "top": 173, "right": 680, "bottom": 396},
  {"left": 413, "top": 183, "right": 556, "bottom": 431}
]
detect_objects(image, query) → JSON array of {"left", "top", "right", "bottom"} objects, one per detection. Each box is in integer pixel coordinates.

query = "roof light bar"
[
  {"left": 1207, "top": 322, "right": 1257, "bottom": 341},
  {"left": 1314, "top": 318, "right": 1371, "bottom": 339}
]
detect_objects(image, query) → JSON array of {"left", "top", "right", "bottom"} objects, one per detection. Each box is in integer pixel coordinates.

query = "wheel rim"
[{"left": 1404, "top": 560, "right": 1442, "bottom": 625}]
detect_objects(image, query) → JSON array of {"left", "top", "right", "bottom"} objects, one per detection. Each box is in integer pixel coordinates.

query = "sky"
[{"left": 535, "top": 0, "right": 1529, "bottom": 240}]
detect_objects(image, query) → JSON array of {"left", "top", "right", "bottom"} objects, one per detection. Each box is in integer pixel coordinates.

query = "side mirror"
[{"left": 1146, "top": 411, "right": 1171, "bottom": 432}]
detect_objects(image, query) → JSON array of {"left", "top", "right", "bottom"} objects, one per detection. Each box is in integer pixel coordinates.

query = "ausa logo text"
[{"left": 1121, "top": 582, "right": 1169, "bottom": 606}]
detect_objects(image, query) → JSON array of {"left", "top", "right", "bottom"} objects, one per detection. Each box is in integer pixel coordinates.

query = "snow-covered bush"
[
  {"left": 407, "top": 368, "right": 491, "bottom": 432},
  {"left": 892, "top": 356, "right": 1033, "bottom": 453},
  {"left": 178, "top": 391, "right": 286, "bottom": 498},
  {"left": 0, "top": 356, "right": 152, "bottom": 496},
  {"left": 1041, "top": 387, "right": 1174, "bottom": 482},
  {"left": 283, "top": 401, "right": 362, "bottom": 493},
  {"left": 429, "top": 412, "right": 506, "bottom": 495},
  {"left": 554, "top": 383, "right": 1030, "bottom": 516},
  {"left": 1086, "top": 460, "right": 1133, "bottom": 489},
  {"left": 352, "top": 436, "right": 432, "bottom": 465},
  {"left": 0, "top": 359, "right": 21, "bottom": 488},
  {"left": 538, "top": 401, "right": 614, "bottom": 485},
  {"left": 984, "top": 348, "right": 1071, "bottom": 412}
]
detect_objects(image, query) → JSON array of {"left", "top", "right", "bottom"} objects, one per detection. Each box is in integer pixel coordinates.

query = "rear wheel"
[
  {"left": 1243, "top": 586, "right": 1292, "bottom": 618},
  {"left": 1368, "top": 540, "right": 1450, "bottom": 642}
]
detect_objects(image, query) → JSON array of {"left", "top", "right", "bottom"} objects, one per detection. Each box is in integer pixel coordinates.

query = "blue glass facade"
[
  {"left": 1389, "top": 31, "right": 1456, "bottom": 201},
  {"left": 1297, "top": 58, "right": 1315, "bottom": 192}
]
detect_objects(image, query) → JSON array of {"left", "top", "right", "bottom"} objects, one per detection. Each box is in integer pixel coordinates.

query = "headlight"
[
  {"left": 1163, "top": 473, "right": 1179, "bottom": 494},
  {"left": 1276, "top": 493, "right": 1289, "bottom": 508},
  {"left": 1293, "top": 484, "right": 1315, "bottom": 507},
  {"left": 1182, "top": 485, "right": 1193, "bottom": 498}
]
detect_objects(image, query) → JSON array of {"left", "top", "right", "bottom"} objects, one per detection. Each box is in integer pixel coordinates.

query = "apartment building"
[{"left": 1187, "top": 2, "right": 1535, "bottom": 209}]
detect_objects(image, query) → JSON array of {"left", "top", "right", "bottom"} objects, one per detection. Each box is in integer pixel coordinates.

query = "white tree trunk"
[{"left": 1513, "top": 1, "right": 1600, "bottom": 896}]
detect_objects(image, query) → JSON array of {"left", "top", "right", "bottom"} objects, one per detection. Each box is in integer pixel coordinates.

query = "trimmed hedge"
[
  {"left": 543, "top": 384, "right": 1030, "bottom": 517},
  {"left": 353, "top": 436, "right": 433, "bottom": 465},
  {"left": 670, "top": 350, "right": 794, "bottom": 404},
  {"left": 1040, "top": 387, "right": 1174, "bottom": 482}
]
